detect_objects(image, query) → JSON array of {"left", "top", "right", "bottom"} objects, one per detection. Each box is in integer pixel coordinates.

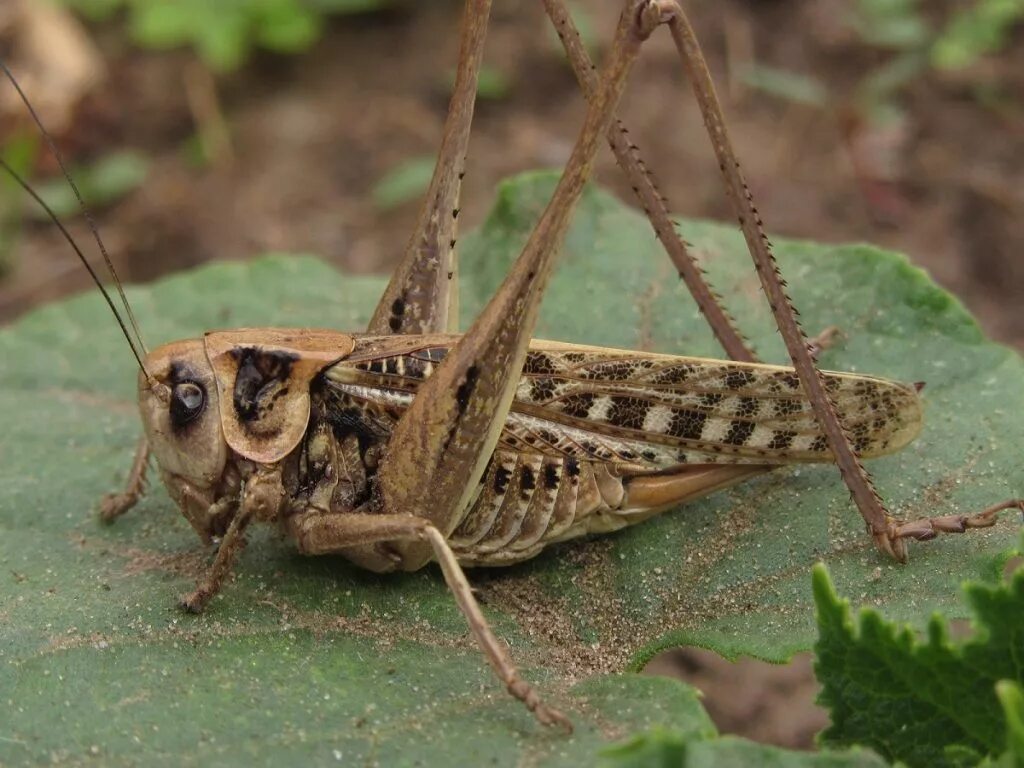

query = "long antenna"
[
  {"left": 0, "top": 158, "right": 150, "bottom": 377},
  {"left": 0, "top": 58, "right": 148, "bottom": 356}
]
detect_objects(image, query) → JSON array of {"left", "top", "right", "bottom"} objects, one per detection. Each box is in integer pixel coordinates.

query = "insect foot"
[
  {"left": 879, "top": 499, "right": 1024, "bottom": 563},
  {"left": 178, "top": 589, "right": 213, "bottom": 615},
  {"left": 509, "top": 679, "right": 573, "bottom": 733}
]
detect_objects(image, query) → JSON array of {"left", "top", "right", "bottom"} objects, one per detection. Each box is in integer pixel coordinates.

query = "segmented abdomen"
[{"left": 448, "top": 449, "right": 623, "bottom": 565}]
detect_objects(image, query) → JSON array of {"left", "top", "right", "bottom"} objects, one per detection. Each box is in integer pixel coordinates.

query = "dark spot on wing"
[
  {"left": 652, "top": 363, "right": 698, "bottom": 384},
  {"left": 735, "top": 397, "right": 760, "bottom": 418},
  {"left": 724, "top": 369, "right": 756, "bottom": 391},
  {"left": 523, "top": 352, "right": 556, "bottom": 375},
  {"left": 560, "top": 392, "right": 596, "bottom": 419},
  {"left": 724, "top": 420, "right": 756, "bottom": 446},
  {"left": 774, "top": 398, "right": 803, "bottom": 417},
  {"left": 768, "top": 430, "right": 796, "bottom": 451},
  {"left": 668, "top": 409, "right": 707, "bottom": 440},
  {"left": 608, "top": 396, "right": 648, "bottom": 430},
  {"left": 529, "top": 377, "right": 557, "bottom": 402}
]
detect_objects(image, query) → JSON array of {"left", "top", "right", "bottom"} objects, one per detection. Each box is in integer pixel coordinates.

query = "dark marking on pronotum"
[{"left": 232, "top": 347, "right": 298, "bottom": 422}]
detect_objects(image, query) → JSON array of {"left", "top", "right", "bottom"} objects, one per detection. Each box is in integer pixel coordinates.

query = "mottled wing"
[{"left": 324, "top": 335, "right": 923, "bottom": 469}]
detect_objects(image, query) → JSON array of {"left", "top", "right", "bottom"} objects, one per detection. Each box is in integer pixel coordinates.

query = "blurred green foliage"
[
  {"left": 853, "top": 0, "right": 1024, "bottom": 74},
  {"left": 746, "top": 1, "right": 1022, "bottom": 126},
  {"left": 0, "top": 138, "right": 147, "bottom": 274},
  {"left": 0, "top": 133, "right": 39, "bottom": 274},
  {"left": 24, "top": 150, "right": 150, "bottom": 221},
  {"left": 849, "top": 0, "right": 1023, "bottom": 121},
  {"left": 932, "top": 0, "right": 1024, "bottom": 70},
  {"left": 372, "top": 154, "right": 436, "bottom": 211},
  {"left": 63, "top": 0, "right": 391, "bottom": 71}
]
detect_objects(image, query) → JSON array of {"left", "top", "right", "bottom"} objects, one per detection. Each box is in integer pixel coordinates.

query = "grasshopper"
[{"left": 4, "top": 0, "right": 1021, "bottom": 732}]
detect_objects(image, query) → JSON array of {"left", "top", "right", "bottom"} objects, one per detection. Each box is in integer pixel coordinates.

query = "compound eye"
[{"left": 170, "top": 380, "right": 206, "bottom": 427}]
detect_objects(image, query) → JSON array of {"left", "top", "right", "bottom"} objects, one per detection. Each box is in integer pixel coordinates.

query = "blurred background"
[{"left": 1, "top": 0, "right": 1021, "bottom": 749}]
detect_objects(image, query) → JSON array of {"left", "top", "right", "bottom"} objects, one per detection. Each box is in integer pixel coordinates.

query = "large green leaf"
[
  {"left": 1, "top": 171, "right": 1021, "bottom": 764},
  {"left": 814, "top": 530, "right": 1024, "bottom": 767}
]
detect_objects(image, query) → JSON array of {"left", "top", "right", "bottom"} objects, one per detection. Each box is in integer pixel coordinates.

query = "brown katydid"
[{"left": 3, "top": 0, "right": 1022, "bottom": 732}]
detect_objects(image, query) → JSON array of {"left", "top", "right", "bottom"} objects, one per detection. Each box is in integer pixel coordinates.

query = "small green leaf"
[
  {"left": 63, "top": 0, "right": 392, "bottom": 69},
  {"left": 62, "top": 0, "right": 128, "bottom": 21},
  {"left": 813, "top": 532, "right": 1024, "bottom": 768},
  {"left": 600, "top": 726, "right": 689, "bottom": 768},
  {"left": 372, "top": 154, "right": 437, "bottom": 211},
  {"left": 739, "top": 65, "right": 829, "bottom": 107},
  {"left": 444, "top": 65, "right": 512, "bottom": 101},
  {"left": 600, "top": 728, "right": 887, "bottom": 767},
  {"left": 996, "top": 681, "right": 1024, "bottom": 766},
  {"left": 851, "top": 0, "right": 931, "bottom": 50},
  {"left": 256, "top": 1, "right": 323, "bottom": 53},
  {"left": 931, "top": 0, "right": 1024, "bottom": 70},
  {"left": 25, "top": 150, "right": 150, "bottom": 221},
  {"left": 128, "top": 0, "right": 198, "bottom": 48},
  {"left": 309, "top": 0, "right": 387, "bottom": 12}
]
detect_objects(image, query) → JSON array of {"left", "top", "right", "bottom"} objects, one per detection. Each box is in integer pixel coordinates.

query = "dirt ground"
[{"left": 2, "top": 0, "right": 1022, "bottom": 751}]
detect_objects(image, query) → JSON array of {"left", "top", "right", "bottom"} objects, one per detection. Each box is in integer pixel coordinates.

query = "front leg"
[
  {"left": 289, "top": 509, "right": 572, "bottom": 731},
  {"left": 99, "top": 435, "right": 150, "bottom": 522},
  {"left": 179, "top": 465, "right": 284, "bottom": 612},
  {"left": 179, "top": 502, "right": 252, "bottom": 613}
]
